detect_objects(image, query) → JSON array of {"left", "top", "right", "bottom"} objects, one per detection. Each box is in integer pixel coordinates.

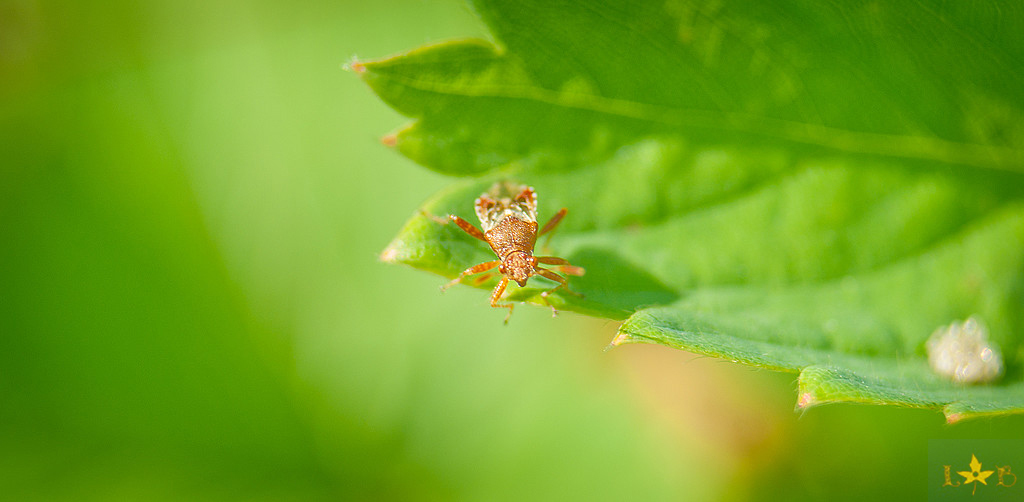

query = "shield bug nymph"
[{"left": 432, "top": 181, "right": 584, "bottom": 323}]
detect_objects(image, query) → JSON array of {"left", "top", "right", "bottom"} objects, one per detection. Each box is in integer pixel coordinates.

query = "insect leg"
[
  {"left": 537, "top": 207, "right": 567, "bottom": 252},
  {"left": 441, "top": 260, "right": 500, "bottom": 292},
  {"left": 539, "top": 208, "right": 567, "bottom": 236},
  {"left": 419, "top": 210, "right": 452, "bottom": 225},
  {"left": 536, "top": 256, "right": 585, "bottom": 276},
  {"left": 535, "top": 268, "right": 581, "bottom": 317},
  {"left": 420, "top": 210, "right": 488, "bottom": 242},
  {"left": 470, "top": 273, "right": 494, "bottom": 286},
  {"left": 448, "top": 215, "right": 488, "bottom": 242},
  {"left": 489, "top": 276, "right": 515, "bottom": 324}
]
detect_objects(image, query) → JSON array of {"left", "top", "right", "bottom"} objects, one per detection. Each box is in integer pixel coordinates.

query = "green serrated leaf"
[{"left": 362, "top": 0, "right": 1024, "bottom": 420}]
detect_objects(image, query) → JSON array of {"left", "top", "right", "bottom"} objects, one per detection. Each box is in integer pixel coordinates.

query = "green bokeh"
[{"left": 2, "top": 1, "right": 1023, "bottom": 500}]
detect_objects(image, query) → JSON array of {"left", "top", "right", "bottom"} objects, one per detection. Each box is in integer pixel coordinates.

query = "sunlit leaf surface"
[{"left": 362, "top": 0, "right": 1024, "bottom": 420}]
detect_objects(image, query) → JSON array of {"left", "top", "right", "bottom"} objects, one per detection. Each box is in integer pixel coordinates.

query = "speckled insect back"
[
  {"left": 431, "top": 181, "right": 585, "bottom": 323},
  {"left": 475, "top": 180, "right": 538, "bottom": 232}
]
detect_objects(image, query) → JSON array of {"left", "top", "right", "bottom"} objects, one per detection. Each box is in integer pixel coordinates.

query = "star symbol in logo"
[{"left": 958, "top": 454, "right": 995, "bottom": 495}]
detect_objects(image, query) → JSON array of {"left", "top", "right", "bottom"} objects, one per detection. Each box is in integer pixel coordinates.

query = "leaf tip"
[
  {"left": 381, "top": 133, "right": 398, "bottom": 148},
  {"left": 605, "top": 331, "right": 633, "bottom": 350},
  {"left": 343, "top": 57, "right": 366, "bottom": 74},
  {"left": 380, "top": 244, "right": 400, "bottom": 263},
  {"left": 797, "top": 392, "right": 817, "bottom": 409},
  {"left": 945, "top": 412, "right": 964, "bottom": 424}
]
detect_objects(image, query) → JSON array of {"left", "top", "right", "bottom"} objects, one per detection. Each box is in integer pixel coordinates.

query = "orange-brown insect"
[{"left": 435, "top": 181, "right": 584, "bottom": 323}]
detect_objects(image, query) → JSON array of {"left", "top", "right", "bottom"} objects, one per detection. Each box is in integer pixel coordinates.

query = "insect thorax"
[{"left": 485, "top": 215, "right": 538, "bottom": 259}]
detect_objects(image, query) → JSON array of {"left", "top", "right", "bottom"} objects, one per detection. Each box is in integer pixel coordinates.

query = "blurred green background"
[{"left": 2, "top": 1, "right": 1023, "bottom": 500}]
